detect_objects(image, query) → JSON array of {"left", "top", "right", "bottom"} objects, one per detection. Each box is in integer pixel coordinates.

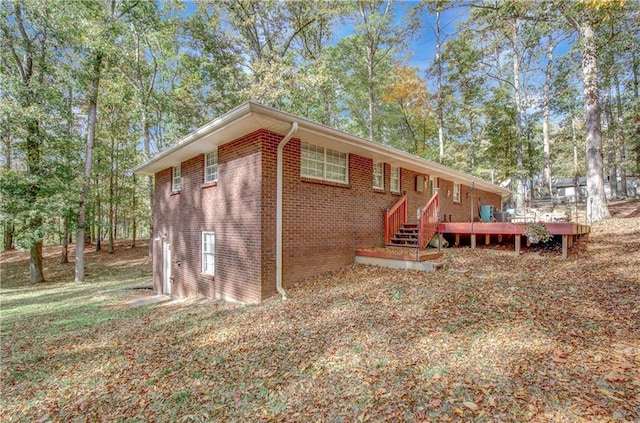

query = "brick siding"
[{"left": 153, "top": 129, "right": 503, "bottom": 303}]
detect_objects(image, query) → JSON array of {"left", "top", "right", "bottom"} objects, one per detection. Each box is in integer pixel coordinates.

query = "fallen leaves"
[{"left": 1, "top": 210, "right": 640, "bottom": 422}]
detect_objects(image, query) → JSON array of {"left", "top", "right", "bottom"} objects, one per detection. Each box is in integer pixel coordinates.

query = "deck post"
[
  {"left": 498, "top": 234, "right": 502, "bottom": 243},
  {"left": 515, "top": 235, "right": 521, "bottom": 255},
  {"left": 562, "top": 235, "right": 568, "bottom": 259},
  {"left": 485, "top": 234, "right": 490, "bottom": 245},
  {"left": 455, "top": 234, "right": 460, "bottom": 246},
  {"left": 470, "top": 234, "right": 476, "bottom": 249}
]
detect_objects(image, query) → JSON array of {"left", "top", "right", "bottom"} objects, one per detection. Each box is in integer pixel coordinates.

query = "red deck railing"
[
  {"left": 418, "top": 190, "right": 440, "bottom": 249},
  {"left": 384, "top": 194, "right": 407, "bottom": 245}
]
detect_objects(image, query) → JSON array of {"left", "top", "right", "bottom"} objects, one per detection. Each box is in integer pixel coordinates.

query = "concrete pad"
[
  {"left": 355, "top": 255, "right": 442, "bottom": 272},
  {"left": 129, "top": 294, "right": 171, "bottom": 307}
]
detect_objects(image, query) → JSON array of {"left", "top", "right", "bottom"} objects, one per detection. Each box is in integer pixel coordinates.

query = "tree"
[
  {"left": 338, "top": 0, "right": 421, "bottom": 141},
  {"left": 558, "top": 1, "right": 613, "bottom": 222},
  {"left": 1, "top": 1, "right": 71, "bottom": 281}
]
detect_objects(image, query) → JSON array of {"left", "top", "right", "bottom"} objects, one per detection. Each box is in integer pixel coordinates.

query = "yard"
[{"left": 1, "top": 200, "right": 639, "bottom": 422}]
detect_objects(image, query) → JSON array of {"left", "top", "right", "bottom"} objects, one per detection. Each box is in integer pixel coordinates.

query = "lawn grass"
[{"left": 1, "top": 205, "right": 639, "bottom": 422}]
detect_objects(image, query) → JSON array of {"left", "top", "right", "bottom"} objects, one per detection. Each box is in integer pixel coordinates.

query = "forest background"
[{"left": 1, "top": 0, "right": 639, "bottom": 284}]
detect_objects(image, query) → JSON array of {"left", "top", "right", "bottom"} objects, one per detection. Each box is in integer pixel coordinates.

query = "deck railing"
[
  {"left": 418, "top": 189, "right": 440, "bottom": 249},
  {"left": 384, "top": 194, "right": 407, "bottom": 245}
]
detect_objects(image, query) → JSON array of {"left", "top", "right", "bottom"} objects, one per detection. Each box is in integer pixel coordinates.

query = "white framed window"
[
  {"left": 390, "top": 166, "right": 400, "bottom": 193},
  {"left": 204, "top": 149, "right": 218, "bottom": 183},
  {"left": 202, "top": 231, "right": 215, "bottom": 275},
  {"left": 301, "top": 141, "right": 348, "bottom": 183},
  {"left": 453, "top": 182, "right": 461, "bottom": 202},
  {"left": 373, "top": 162, "right": 384, "bottom": 189},
  {"left": 172, "top": 165, "right": 181, "bottom": 191}
]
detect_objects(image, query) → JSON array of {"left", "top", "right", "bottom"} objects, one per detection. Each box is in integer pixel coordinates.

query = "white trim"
[
  {"left": 133, "top": 101, "right": 510, "bottom": 197},
  {"left": 453, "top": 182, "right": 461, "bottom": 202},
  {"left": 301, "top": 141, "right": 348, "bottom": 184},
  {"left": 202, "top": 231, "right": 215, "bottom": 275},
  {"left": 390, "top": 166, "right": 400, "bottom": 193},
  {"left": 172, "top": 165, "right": 181, "bottom": 191},
  {"left": 373, "top": 162, "right": 384, "bottom": 189},
  {"left": 204, "top": 149, "right": 218, "bottom": 183}
]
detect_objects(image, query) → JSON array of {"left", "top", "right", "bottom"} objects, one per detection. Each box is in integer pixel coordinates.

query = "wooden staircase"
[
  {"left": 388, "top": 223, "right": 419, "bottom": 247},
  {"left": 384, "top": 190, "right": 440, "bottom": 249}
]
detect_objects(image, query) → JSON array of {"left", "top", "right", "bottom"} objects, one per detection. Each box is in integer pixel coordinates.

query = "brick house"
[{"left": 133, "top": 102, "right": 509, "bottom": 303}]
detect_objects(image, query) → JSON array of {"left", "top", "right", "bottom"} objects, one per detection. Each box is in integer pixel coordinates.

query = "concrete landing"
[{"left": 355, "top": 255, "right": 443, "bottom": 272}]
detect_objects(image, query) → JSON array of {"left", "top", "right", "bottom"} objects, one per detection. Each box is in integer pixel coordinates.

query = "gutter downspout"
[{"left": 276, "top": 122, "right": 299, "bottom": 300}]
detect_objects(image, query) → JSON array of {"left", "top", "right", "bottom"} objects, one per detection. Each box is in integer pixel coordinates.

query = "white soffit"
[{"left": 133, "top": 102, "right": 510, "bottom": 196}]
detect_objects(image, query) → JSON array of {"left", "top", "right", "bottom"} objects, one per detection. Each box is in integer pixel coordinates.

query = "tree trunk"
[
  {"left": 60, "top": 216, "right": 68, "bottom": 264},
  {"left": 579, "top": 17, "right": 609, "bottom": 222},
  {"left": 541, "top": 34, "right": 553, "bottom": 198},
  {"left": 108, "top": 136, "right": 115, "bottom": 254},
  {"left": 30, "top": 242, "right": 44, "bottom": 283},
  {"left": 95, "top": 177, "right": 102, "bottom": 252},
  {"left": 614, "top": 73, "right": 627, "bottom": 197},
  {"left": 513, "top": 18, "right": 525, "bottom": 211},
  {"left": 4, "top": 222, "right": 14, "bottom": 251},
  {"left": 435, "top": 9, "right": 444, "bottom": 164},
  {"left": 76, "top": 52, "right": 103, "bottom": 283},
  {"left": 604, "top": 87, "right": 617, "bottom": 198},
  {"left": 367, "top": 49, "right": 375, "bottom": 142},
  {"left": 131, "top": 174, "right": 137, "bottom": 248}
]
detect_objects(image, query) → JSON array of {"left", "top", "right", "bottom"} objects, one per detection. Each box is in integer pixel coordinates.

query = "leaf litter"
[{"left": 1, "top": 203, "right": 639, "bottom": 422}]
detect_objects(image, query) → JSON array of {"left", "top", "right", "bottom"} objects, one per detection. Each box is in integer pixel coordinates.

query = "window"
[
  {"left": 453, "top": 182, "right": 461, "bottom": 202},
  {"left": 390, "top": 166, "right": 400, "bottom": 193},
  {"left": 202, "top": 232, "right": 215, "bottom": 275},
  {"left": 301, "top": 142, "right": 348, "bottom": 183},
  {"left": 204, "top": 150, "right": 218, "bottom": 183},
  {"left": 373, "top": 162, "right": 384, "bottom": 189},
  {"left": 172, "top": 165, "right": 181, "bottom": 191}
]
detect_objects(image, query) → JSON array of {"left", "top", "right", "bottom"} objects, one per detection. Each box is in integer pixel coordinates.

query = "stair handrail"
[
  {"left": 418, "top": 189, "right": 440, "bottom": 249},
  {"left": 384, "top": 194, "right": 407, "bottom": 245}
]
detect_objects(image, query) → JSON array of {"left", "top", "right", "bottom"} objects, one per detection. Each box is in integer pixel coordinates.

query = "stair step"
[
  {"left": 401, "top": 223, "right": 418, "bottom": 229},
  {"left": 390, "top": 238, "right": 418, "bottom": 245}
]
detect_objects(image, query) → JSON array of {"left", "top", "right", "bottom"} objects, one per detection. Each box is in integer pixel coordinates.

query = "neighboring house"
[
  {"left": 554, "top": 177, "right": 587, "bottom": 203},
  {"left": 133, "top": 102, "right": 510, "bottom": 303}
]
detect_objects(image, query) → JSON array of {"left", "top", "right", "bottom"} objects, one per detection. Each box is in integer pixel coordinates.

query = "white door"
[{"left": 163, "top": 242, "right": 171, "bottom": 295}]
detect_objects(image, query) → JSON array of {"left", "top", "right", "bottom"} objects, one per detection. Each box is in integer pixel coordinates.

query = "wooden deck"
[{"left": 438, "top": 222, "right": 590, "bottom": 259}]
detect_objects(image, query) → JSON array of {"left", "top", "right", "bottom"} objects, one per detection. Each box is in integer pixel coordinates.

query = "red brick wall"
[
  {"left": 153, "top": 131, "right": 265, "bottom": 303},
  {"left": 261, "top": 136, "right": 434, "bottom": 296},
  {"left": 437, "top": 178, "right": 502, "bottom": 222},
  {"left": 153, "top": 128, "right": 503, "bottom": 303}
]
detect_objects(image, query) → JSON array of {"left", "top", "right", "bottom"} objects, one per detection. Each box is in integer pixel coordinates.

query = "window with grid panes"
[{"left": 300, "top": 142, "right": 347, "bottom": 183}]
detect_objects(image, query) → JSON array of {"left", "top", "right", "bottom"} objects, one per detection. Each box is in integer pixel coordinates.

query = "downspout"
[{"left": 276, "top": 122, "right": 299, "bottom": 300}]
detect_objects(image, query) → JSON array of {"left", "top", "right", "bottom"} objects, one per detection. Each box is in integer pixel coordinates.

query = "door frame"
[{"left": 162, "top": 241, "right": 171, "bottom": 295}]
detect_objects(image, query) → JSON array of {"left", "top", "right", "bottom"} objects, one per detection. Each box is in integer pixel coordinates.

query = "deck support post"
[
  {"left": 562, "top": 235, "right": 568, "bottom": 259},
  {"left": 470, "top": 234, "right": 476, "bottom": 249},
  {"left": 498, "top": 234, "right": 502, "bottom": 243},
  {"left": 455, "top": 234, "right": 460, "bottom": 246},
  {"left": 485, "top": 234, "right": 490, "bottom": 245},
  {"left": 515, "top": 235, "right": 521, "bottom": 256}
]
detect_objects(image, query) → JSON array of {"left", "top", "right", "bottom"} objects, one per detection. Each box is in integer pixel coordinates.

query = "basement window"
[{"left": 202, "top": 231, "right": 215, "bottom": 275}]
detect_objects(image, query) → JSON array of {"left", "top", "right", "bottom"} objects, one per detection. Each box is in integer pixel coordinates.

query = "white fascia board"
[
  {"left": 132, "top": 101, "right": 511, "bottom": 196},
  {"left": 131, "top": 102, "right": 255, "bottom": 176}
]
